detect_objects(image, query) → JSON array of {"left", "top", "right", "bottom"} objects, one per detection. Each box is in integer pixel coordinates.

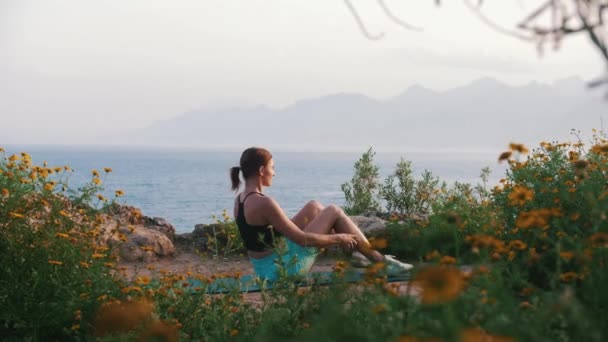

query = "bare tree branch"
[
  {"left": 377, "top": 0, "right": 423, "bottom": 31},
  {"left": 462, "top": 0, "right": 535, "bottom": 41},
  {"left": 344, "top": 0, "right": 385, "bottom": 40}
]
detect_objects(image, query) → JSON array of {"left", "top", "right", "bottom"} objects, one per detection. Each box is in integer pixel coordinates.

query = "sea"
[{"left": 2, "top": 145, "right": 508, "bottom": 233}]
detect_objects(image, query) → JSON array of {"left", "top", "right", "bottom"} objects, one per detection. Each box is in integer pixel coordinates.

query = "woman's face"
[{"left": 260, "top": 158, "right": 275, "bottom": 187}]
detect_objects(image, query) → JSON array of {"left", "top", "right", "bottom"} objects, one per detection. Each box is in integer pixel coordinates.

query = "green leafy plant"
[
  {"left": 379, "top": 158, "right": 440, "bottom": 215},
  {"left": 341, "top": 147, "right": 381, "bottom": 215},
  {"left": 206, "top": 210, "right": 245, "bottom": 259}
]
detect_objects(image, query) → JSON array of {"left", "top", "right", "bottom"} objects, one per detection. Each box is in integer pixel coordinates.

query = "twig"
[
  {"left": 462, "top": 0, "right": 535, "bottom": 41},
  {"left": 344, "top": 0, "right": 385, "bottom": 40},
  {"left": 377, "top": 0, "right": 423, "bottom": 31}
]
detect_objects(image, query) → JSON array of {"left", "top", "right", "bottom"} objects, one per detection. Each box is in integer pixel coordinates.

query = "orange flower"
[
  {"left": 509, "top": 143, "right": 529, "bottom": 154},
  {"left": 1, "top": 188, "right": 9, "bottom": 198},
  {"left": 573, "top": 159, "right": 589, "bottom": 170},
  {"left": 515, "top": 209, "right": 551, "bottom": 229},
  {"left": 589, "top": 232, "right": 608, "bottom": 247},
  {"left": 508, "top": 185, "right": 534, "bottom": 206},
  {"left": 591, "top": 143, "right": 608, "bottom": 154},
  {"left": 559, "top": 251, "right": 575, "bottom": 261},
  {"left": 413, "top": 266, "right": 464, "bottom": 305},
  {"left": 48, "top": 260, "right": 63, "bottom": 265},
  {"left": 560, "top": 272, "right": 578, "bottom": 283},
  {"left": 460, "top": 327, "right": 515, "bottom": 342},
  {"left": 439, "top": 256, "right": 457, "bottom": 265},
  {"left": 136, "top": 276, "right": 151, "bottom": 285},
  {"left": 93, "top": 299, "right": 155, "bottom": 337},
  {"left": 498, "top": 151, "right": 512, "bottom": 162},
  {"left": 508, "top": 240, "right": 527, "bottom": 251}
]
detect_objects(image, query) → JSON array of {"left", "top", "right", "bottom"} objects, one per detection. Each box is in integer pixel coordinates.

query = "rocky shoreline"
[{"left": 102, "top": 204, "right": 427, "bottom": 264}]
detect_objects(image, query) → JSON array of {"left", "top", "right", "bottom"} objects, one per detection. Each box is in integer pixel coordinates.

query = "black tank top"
[{"left": 236, "top": 192, "right": 283, "bottom": 252}]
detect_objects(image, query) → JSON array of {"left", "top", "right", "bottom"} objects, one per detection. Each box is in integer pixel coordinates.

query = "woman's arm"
[{"left": 260, "top": 197, "right": 355, "bottom": 249}]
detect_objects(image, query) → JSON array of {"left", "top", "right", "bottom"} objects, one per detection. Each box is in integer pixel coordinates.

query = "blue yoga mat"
[{"left": 187, "top": 269, "right": 411, "bottom": 294}]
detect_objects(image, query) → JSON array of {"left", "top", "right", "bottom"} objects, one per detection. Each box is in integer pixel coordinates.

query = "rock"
[
  {"left": 349, "top": 216, "right": 388, "bottom": 236},
  {"left": 174, "top": 223, "right": 224, "bottom": 252},
  {"left": 98, "top": 204, "right": 176, "bottom": 262},
  {"left": 117, "top": 227, "right": 175, "bottom": 262},
  {"left": 144, "top": 216, "right": 176, "bottom": 242}
]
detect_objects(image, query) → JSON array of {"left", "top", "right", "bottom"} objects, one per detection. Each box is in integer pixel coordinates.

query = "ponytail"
[{"left": 230, "top": 166, "right": 241, "bottom": 192}]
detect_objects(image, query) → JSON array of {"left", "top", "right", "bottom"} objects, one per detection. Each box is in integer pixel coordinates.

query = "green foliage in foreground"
[{"left": 3, "top": 134, "right": 608, "bottom": 341}]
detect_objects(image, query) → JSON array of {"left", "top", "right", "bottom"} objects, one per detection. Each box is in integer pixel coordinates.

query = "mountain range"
[{"left": 115, "top": 76, "right": 607, "bottom": 152}]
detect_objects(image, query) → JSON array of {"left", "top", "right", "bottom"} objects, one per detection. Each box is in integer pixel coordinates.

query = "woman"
[{"left": 230, "top": 147, "right": 412, "bottom": 281}]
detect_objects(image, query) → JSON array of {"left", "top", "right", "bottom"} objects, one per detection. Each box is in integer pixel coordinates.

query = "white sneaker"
[{"left": 384, "top": 255, "right": 413, "bottom": 274}]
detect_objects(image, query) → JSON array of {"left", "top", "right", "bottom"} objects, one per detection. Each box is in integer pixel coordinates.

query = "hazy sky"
[{"left": 1, "top": 0, "right": 604, "bottom": 144}]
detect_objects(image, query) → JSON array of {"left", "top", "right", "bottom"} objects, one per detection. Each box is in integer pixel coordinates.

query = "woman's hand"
[{"left": 334, "top": 233, "right": 358, "bottom": 250}]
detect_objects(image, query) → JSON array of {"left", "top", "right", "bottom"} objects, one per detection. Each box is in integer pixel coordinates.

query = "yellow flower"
[
  {"left": 412, "top": 266, "right": 464, "bottom": 305},
  {"left": 121, "top": 286, "right": 143, "bottom": 293},
  {"left": 93, "top": 178, "right": 102, "bottom": 185},
  {"left": 498, "top": 151, "right": 512, "bottom": 162},
  {"left": 97, "top": 194, "right": 106, "bottom": 201},
  {"left": 230, "top": 329, "right": 239, "bottom": 337},
  {"left": 591, "top": 143, "right": 608, "bottom": 154},
  {"left": 573, "top": 159, "right": 589, "bottom": 170},
  {"left": 80, "top": 262, "right": 90, "bottom": 268},
  {"left": 48, "top": 260, "right": 63, "bottom": 265},
  {"left": 64, "top": 165, "right": 72, "bottom": 172},
  {"left": 1, "top": 188, "right": 9, "bottom": 198},
  {"left": 589, "top": 232, "right": 608, "bottom": 247},
  {"left": 94, "top": 300, "right": 155, "bottom": 337},
  {"left": 515, "top": 209, "right": 550, "bottom": 229},
  {"left": 509, "top": 143, "right": 529, "bottom": 154},
  {"left": 8, "top": 154, "right": 19, "bottom": 162},
  {"left": 508, "top": 185, "right": 534, "bottom": 206},
  {"left": 136, "top": 276, "right": 151, "bottom": 285},
  {"left": 43, "top": 182, "right": 55, "bottom": 191},
  {"left": 439, "top": 256, "right": 457, "bottom": 265},
  {"left": 460, "top": 327, "right": 515, "bottom": 342},
  {"left": 91, "top": 169, "right": 100, "bottom": 177},
  {"left": 103, "top": 167, "right": 112, "bottom": 173},
  {"left": 559, "top": 251, "right": 575, "bottom": 261},
  {"left": 0, "top": 147, "right": 4, "bottom": 153},
  {"left": 560, "top": 272, "right": 578, "bottom": 283},
  {"left": 92, "top": 253, "right": 105, "bottom": 259},
  {"left": 55, "top": 233, "right": 69, "bottom": 239},
  {"left": 59, "top": 210, "right": 69, "bottom": 217},
  {"left": 508, "top": 240, "right": 527, "bottom": 251},
  {"left": 115, "top": 189, "right": 125, "bottom": 197}
]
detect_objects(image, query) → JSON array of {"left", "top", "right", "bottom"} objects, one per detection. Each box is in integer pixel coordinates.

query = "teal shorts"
[{"left": 249, "top": 238, "right": 320, "bottom": 281}]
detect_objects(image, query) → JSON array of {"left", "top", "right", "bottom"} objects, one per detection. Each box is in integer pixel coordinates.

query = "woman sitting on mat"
[{"left": 230, "top": 147, "right": 413, "bottom": 281}]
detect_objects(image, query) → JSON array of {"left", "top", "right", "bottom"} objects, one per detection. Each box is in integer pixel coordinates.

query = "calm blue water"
[{"left": 2, "top": 145, "right": 507, "bottom": 233}]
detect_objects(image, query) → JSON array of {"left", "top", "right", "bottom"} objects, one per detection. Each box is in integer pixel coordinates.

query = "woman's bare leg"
[
  {"left": 291, "top": 200, "right": 324, "bottom": 230},
  {"left": 305, "top": 205, "right": 384, "bottom": 262}
]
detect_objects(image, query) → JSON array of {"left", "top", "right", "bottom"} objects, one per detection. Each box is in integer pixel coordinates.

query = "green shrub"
[{"left": 341, "top": 147, "right": 381, "bottom": 215}]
